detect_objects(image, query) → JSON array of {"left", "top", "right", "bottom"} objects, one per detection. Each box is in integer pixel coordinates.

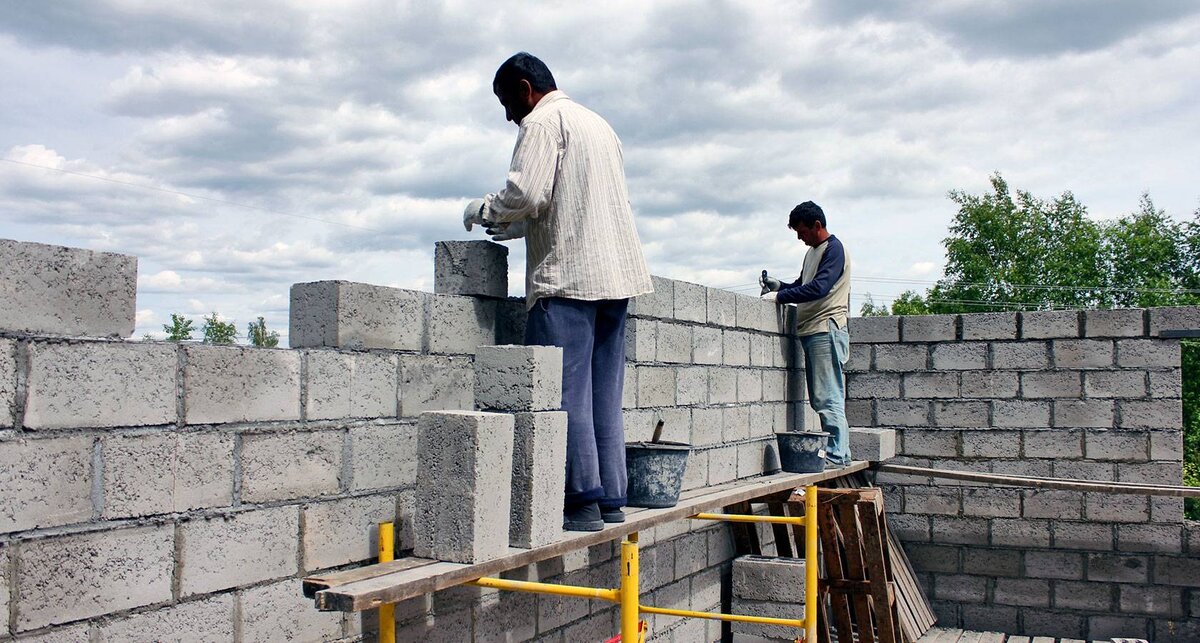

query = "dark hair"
[
  {"left": 788, "top": 201, "right": 826, "bottom": 229},
  {"left": 493, "top": 52, "right": 557, "bottom": 98}
]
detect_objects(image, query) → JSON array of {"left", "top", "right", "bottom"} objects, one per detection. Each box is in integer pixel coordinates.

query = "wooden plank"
[
  {"left": 834, "top": 501, "right": 877, "bottom": 643},
  {"left": 975, "top": 633, "right": 1005, "bottom": 643},
  {"left": 767, "top": 500, "right": 795, "bottom": 557},
  {"left": 312, "top": 465, "right": 868, "bottom": 611},
  {"left": 859, "top": 497, "right": 899, "bottom": 643},
  {"left": 727, "top": 500, "right": 762, "bottom": 556},
  {"left": 819, "top": 502, "right": 856, "bottom": 643},
  {"left": 303, "top": 558, "right": 436, "bottom": 598},
  {"left": 916, "top": 627, "right": 962, "bottom": 643},
  {"left": 1029, "top": 638, "right": 1056, "bottom": 643},
  {"left": 1005, "top": 637, "right": 1031, "bottom": 643},
  {"left": 956, "top": 631, "right": 986, "bottom": 643}
]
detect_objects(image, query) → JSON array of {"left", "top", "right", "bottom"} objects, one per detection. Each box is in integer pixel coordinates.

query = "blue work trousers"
[
  {"left": 800, "top": 320, "right": 852, "bottom": 465},
  {"left": 525, "top": 297, "right": 629, "bottom": 511}
]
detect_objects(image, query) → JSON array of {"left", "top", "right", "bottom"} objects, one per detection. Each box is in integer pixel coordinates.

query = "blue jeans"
[
  {"left": 525, "top": 297, "right": 629, "bottom": 511},
  {"left": 800, "top": 320, "right": 851, "bottom": 465}
]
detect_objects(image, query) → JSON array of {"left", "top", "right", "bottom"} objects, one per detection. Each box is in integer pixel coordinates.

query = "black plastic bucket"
[
  {"left": 626, "top": 441, "right": 691, "bottom": 508},
  {"left": 775, "top": 432, "right": 830, "bottom": 473}
]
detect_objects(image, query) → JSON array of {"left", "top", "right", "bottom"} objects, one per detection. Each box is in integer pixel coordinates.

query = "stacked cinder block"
[
  {"left": 434, "top": 240, "right": 508, "bottom": 298},
  {"left": 847, "top": 307, "right": 1200, "bottom": 641},
  {"left": 731, "top": 555, "right": 808, "bottom": 641}
]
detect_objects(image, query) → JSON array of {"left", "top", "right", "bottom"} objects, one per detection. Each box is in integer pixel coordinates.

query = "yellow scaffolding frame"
[{"left": 376, "top": 484, "right": 819, "bottom": 642}]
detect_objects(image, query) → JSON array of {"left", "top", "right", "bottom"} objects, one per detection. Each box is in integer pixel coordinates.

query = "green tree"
[
  {"left": 163, "top": 313, "right": 195, "bottom": 341},
  {"left": 1101, "top": 195, "right": 1200, "bottom": 309},
  {"left": 247, "top": 316, "right": 280, "bottom": 348},
  {"left": 1184, "top": 340, "right": 1200, "bottom": 519},
  {"left": 202, "top": 312, "right": 238, "bottom": 345},
  {"left": 859, "top": 294, "right": 890, "bottom": 317},
  {"left": 890, "top": 290, "right": 932, "bottom": 316}
]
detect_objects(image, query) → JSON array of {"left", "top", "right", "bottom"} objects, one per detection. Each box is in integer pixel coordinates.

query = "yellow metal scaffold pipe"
[{"left": 378, "top": 522, "right": 396, "bottom": 643}]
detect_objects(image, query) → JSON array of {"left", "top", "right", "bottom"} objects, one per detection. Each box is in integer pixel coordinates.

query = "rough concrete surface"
[
  {"left": 23, "top": 341, "right": 177, "bottom": 430},
  {"left": 240, "top": 579, "right": 344, "bottom": 642},
  {"left": 305, "top": 349, "right": 398, "bottom": 420},
  {"left": 178, "top": 505, "right": 300, "bottom": 596},
  {"left": 349, "top": 423, "right": 419, "bottom": 491},
  {"left": 96, "top": 593, "right": 235, "bottom": 642},
  {"left": 398, "top": 354, "right": 474, "bottom": 417},
  {"left": 183, "top": 344, "right": 301, "bottom": 424},
  {"left": 434, "top": 240, "right": 509, "bottom": 298},
  {"left": 0, "top": 436, "right": 93, "bottom": 533},
  {"left": 0, "top": 546, "right": 8, "bottom": 634},
  {"left": 14, "top": 622, "right": 90, "bottom": 642},
  {"left": 290, "top": 280, "right": 426, "bottom": 350},
  {"left": 413, "top": 411, "right": 514, "bottom": 563},
  {"left": 302, "top": 493, "right": 398, "bottom": 570},
  {"left": 0, "top": 238, "right": 137, "bottom": 338},
  {"left": 240, "top": 429, "right": 343, "bottom": 503},
  {"left": 0, "top": 338, "right": 15, "bottom": 428},
  {"left": 510, "top": 411, "right": 567, "bottom": 548},
  {"left": 475, "top": 344, "right": 563, "bottom": 411},
  {"left": 426, "top": 294, "right": 497, "bottom": 354},
  {"left": 102, "top": 431, "right": 234, "bottom": 518},
  {"left": 16, "top": 525, "right": 174, "bottom": 631}
]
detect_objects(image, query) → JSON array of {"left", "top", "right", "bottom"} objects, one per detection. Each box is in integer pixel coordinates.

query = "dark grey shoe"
[
  {"left": 601, "top": 508, "right": 625, "bottom": 523},
  {"left": 563, "top": 503, "right": 605, "bottom": 531},
  {"left": 824, "top": 458, "right": 849, "bottom": 470}
]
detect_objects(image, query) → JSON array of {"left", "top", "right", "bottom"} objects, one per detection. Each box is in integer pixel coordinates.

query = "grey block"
[
  {"left": 398, "top": 354, "right": 474, "bottom": 417},
  {"left": 1053, "top": 399, "right": 1114, "bottom": 427},
  {"left": 1149, "top": 369, "right": 1182, "bottom": 397},
  {"left": 877, "top": 399, "right": 930, "bottom": 427},
  {"left": 993, "top": 578, "right": 1050, "bottom": 607},
  {"left": 848, "top": 315, "right": 898, "bottom": 343},
  {"left": 183, "top": 345, "right": 301, "bottom": 424},
  {"left": 495, "top": 297, "right": 528, "bottom": 345},
  {"left": 241, "top": 429, "right": 343, "bottom": 502},
  {"left": 434, "top": 240, "right": 508, "bottom": 298},
  {"left": 1118, "top": 399, "right": 1182, "bottom": 429},
  {"left": 1053, "top": 338, "right": 1114, "bottom": 368},
  {"left": 960, "top": 487, "right": 1020, "bottom": 518},
  {"left": 676, "top": 366, "right": 708, "bottom": 405},
  {"left": 933, "top": 573, "right": 988, "bottom": 601},
  {"left": 723, "top": 330, "right": 752, "bottom": 366},
  {"left": 0, "top": 546, "right": 7, "bottom": 634},
  {"left": 736, "top": 369, "right": 763, "bottom": 402},
  {"left": 1085, "top": 370, "right": 1147, "bottom": 398},
  {"left": 707, "top": 287, "right": 737, "bottom": 327},
  {"left": 305, "top": 350, "right": 398, "bottom": 420},
  {"left": 24, "top": 341, "right": 176, "bottom": 430},
  {"left": 302, "top": 494, "right": 398, "bottom": 571},
  {"left": 624, "top": 318, "right": 656, "bottom": 362},
  {"left": 961, "top": 312, "right": 1017, "bottom": 340},
  {"left": 673, "top": 280, "right": 707, "bottom": 322},
  {"left": 1149, "top": 305, "right": 1200, "bottom": 335},
  {"left": 0, "top": 238, "right": 136, "bottom": 338},
  {"left": 1149, "top": 429, "right": 1183, "bottom": 461},
  {"left": 426, "top": 293, "right": 497, "bottom": 354},
  {"left": 691, "top": 325, "right": 723, "bottom": 365},
  {"left": 628, "top": 275, "right": 674, "bottom": 318},
  {"left": 510, "top": 411, "right": 567, "bottom": 548},
  {"left": 1119, "top": 584, "right": 1185, "bottom": 617},
  {"left": 240, "top": 579, "right": 344, "bottom": 641},
  {"left": 1021, "top": 371, "right": 1082, "bottom": 398},
  {"left": 1118, "top": 524, "right": 1184, "bottom": 554},
  {"left": 902, "top": 429, "right": 956, "bottom": 456},
  {"left": 690, "top": 407, "right": 723, "bottom": 446},
  {"left": 959, "top": 370, "right": 1019, "bottom": 398},
  {"left": 728, "top": 597, "right": 805, "bottom": 640},
  {"left": 961, "top": 429, "right": 1020, "bottom": 457},
  {"left": 1026, "top": 550, "right": 1084, "bottom": 580},
  {"left": 290, "top": 280, "right": 425, "bottom": 350},
  {"left": 848, "top": 372, "right": 901, "bottom": 398},
  {"left": 97, "top": 594, "right": 235, "bottom": 642},
  {"left": 849, "top": 427, "right": 896, "bottom": 461},
  {"left": 474, "top": 345, "right": 563, "bottom": 412},
  {"left": 16, "top": 525, "right": 173, "bottom": 630},
  {"left": 1084, "top": 307, "right": 1145, "bottom": 337},
  {"left": 1117, "top": 338, "right": 1180, "bottom": 368},
  {"left": 732, "top": 555, "right": 806, "bottom": 602},
  {"left": 1086, "top": 493, "right": 1150, "bottom": 522},
  {"left": 903, "top": 372, "right": 958, "bottom": 398},
  {"left": 1023, "top": 429, "right": 1083, "bottom": 458},
  {"left": 0, "top": 338, "right": 13, "bottom": 428},
  {"left": 179, "top": 505, "right": 300, "bottom": 596},
  {"left": 102, "top": 432, "right": 234, "bottom": 518},
  {"left": 1021, "top": 309, "right": 1081, "bottom": 338},
  {"left": 350, "top": 423, "right": 419, "bottom": 491},
  {"left": 736, "top": 439, "right": 769, "bottom": 478},
  {"left": 656, "top": 321, "right": 692, "bottom": 363},
  {"left": 10, "top": 621, "right": 90, "bottom": 642},
  {"left": 708, "top": 367, "right": 737, "bottom": 404},
  {"left": 991, "top": 341, "right": 1049, "bottom": 370},
  {"left": 992, "top": 400, "right": 1050, "bottom": 427},
  {"left": 875, "top": 343, "right": 928, "bottom": 371},
  {"left": 902, "top": 315, "right": 957, "bottom": 342},
  {"left": 0, "top": 436, "right": 92, "bottom": 532},
  {"left": 761, "top": 370, "right": 786, "bottom": 402},
  {"left": 414, "top": 411, "right": 514, "bottom": 563},
  {"left": 723, "top": 406, "right": 750, "bottom": 441},
  {"left": 931, "top": 343, "right": 986, "bottom": 370},
  {"left": 637, "top": 366, "right": 675, "bottom": 407},
  {"left": 905, "top": 486, "right": 961, "bottom": 515}
]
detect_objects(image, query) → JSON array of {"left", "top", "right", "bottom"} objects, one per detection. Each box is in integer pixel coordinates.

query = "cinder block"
[
  {"left": 1086, "top": 493, "right": 1150, "bottom": 523},
  {"left": 495, "top": 297, "right": 527, "bottom": 345},
  {"left": 1021, "top": 309, "right": 1081, "bottom": 338},
  {"left": 179, "top": 505, "right": 300, "bottom": 596},
  {"left": 16, "top": 525, "right": 173, "bottom": 630},
  {"left": 707, "top": 287, "right": 737, "bottom": 327},
  {"left": 933, "top": 401, "right": 988, "bottom": 427},
  {"left": 624, "top": 318, "right": 656, "bottom": 362},
  {"left": 736, "top": 439, "right": 769, "bottom": 478},
  {"left": 1053, "top": 399, "right": 1114, "bottom": 427},
  {"left": 1026, "top": 550, "right": 1083, "bottom": 580},
  {"left": 902, "top": 315, "right": 957, "bottom": 342},
  {"left": 691, "top": 325, "right": 723, "bottom": 365},
  {"left": 903, "top": 372, "right": 958, "bottom": 398},
  {"left": 673, "top": 280, "right": 707, "bottom": 322},
  {"left": 730, "top": 596, "right": 806, "bottom": 640},
  {"left": 1149, "top": 370, "right": 1182, "bottom": 397},
  {"left": 931, "top": 516, "right": 990, "bottom": 545},
  {"left": 0, "top": 238, "right": 136, "bottom": 338},
  {"left": 0, "top": 436, "right": 92, "bottom": 533},
  {"left": 1118, "top": 461, "right": 1181, "bottom": 485},
  {"left": 931, "top": 343, "right": 987, "bottom": 370},
  {"left": 905, "top": 485, "right": 961, "bottom": 515},
  {"left": 676, "top": 366, "right": 707, "bottom": 405},
  {"left": 434, "top": 240, "right": 508, "bottom": 298},
  {"left": 874, "top": 343, "right": 927, "bottom": 371},
  {"left": 933, "top": 573, "right": 988, "bottom": 602},
  {"left": 103, "top": 432, "right": 233, "bottom": 518},
  {"left": 723, "top": 406, "right": 751, "bottom": 441},
  {"left": 849, "top": 427, "right": 895, "bottom": 461},
  {"left": 0, "top": 546, "right": 8, "bottom": 633},
  {"left": 736, "top": 369, "right": 763, "bottom": 402},
  {"left": 1053, "top": 338, "right": 1114, "bottom": 368},
  {"left": 655, "top": 321, "right": 692, "bottom": 363},
  {"left": 350, "top": 423, "right": 418, "bottom": 491},
  {"left": 304, "top": 350, "right": 398, "bottom": 420},
  {"left": 1023, "top": 429, "right": 1083, "bottom": 458},
  {"left": 1148, "top": 305, "right": 1200, "bottom": 336},
  {"left": 97, "top": 593, "right": 235, "bottom": 641},
  {"left": 1053, "top": 580, "right": 1114, "bottom": 611},
  {"left": 1053, "top": 521, "right": 1113, "bottom": 550},
  {"left": 0, "top": 339, "right": 15, "bottom": 428},
  {"left": 1020, "top": 371, "right": 1081, "bottom": 398},
  {"left": 992, "top": 517, "right": 1050, "bottom": 547},
  {"left": 723, "top": 330, "right": 751, "bottom": 366},
  {"left": 690, "top": 407, "right": 723, "bottom": 446},
  {"left": 290, "top": 280, "right": 425, "bottom": 350},
  {"left": 1084, "top": 429, "right": 1147, "bottom": 463},
  {"left": 24, "top": 341, "right": 176, "bottom": 430},
  {"left": 1085, "top": 307, "right": 1146, "bottom": 337},
  {"left": 1153, "top": 554, "right": 1200, "bottom": 587},
  {"left": 960, "top": 488, "right": 1020, "bottom": 518},
  {"left": 708, "top": 445, "right": 738, "bottom": 484},
  {"left": 629, "top": 275, "right": 674, "bottom": 318},
  {"left": 848, "top": 372, "right": 901, "bottom": 398},
  {"left": 902, "top": 429, "right": 956, "bottom": 456},
  {"left": 732, "top": 555, "right": 806, "bottom": 602},
  {"left": 761, "top": 370, "right": 786, "bottom": 402},
  {"left": 1150, "top": 429, "right": 1183, "bottom": 461},
  {"left": 637, "top": 366, "right": 675, "bottom": 407},
  {"left": 426, "top": 293, "right": 497, "bottom": 354},
  {"left": 848, "top": 315, "right": 898, "bottom": 343},
  {"left": 962, "top": 312, "right": 1017, "bottom": 340},
  {"left": 413, "top": 411, "right": 514, "bottom": 563},
  {"left": 1120, "top": 584, "right": 1185, "bottom": 617},
  {"left": 240, "top": 579, "right": 344, "bottom": 641},
  {"left": 474, "top": 345, "right": 563, "bottom": 412},
  {"left": 510, "top": 411, "right": 567, "bottom": 548},
  {"left": 992, "top": 400, "right": 1050, "bottom": 427},
  {"left": 994, "top": 578, "right": 1050, "bottom": 607},
  {"left": 959, "top": 370, "right": 1018, "bottom": 398},
  {"left": 1118, "top": 523, "right": 1184, "bottom": 554},
  {"left": 877, "top": 399, "right": 930, "bottom": 427},
  {"left": 302, "top": 494, "right": 397, "bottom": 570},
  {"left": 844, "top": 343, "right": 871, "bottom": 372},
  {"left": 241, "top": 429, "right": 343, "bottom": 502},
  {"left": 1085, "top": 370, "right": 1148, "bottom": 398},
  {"left": 398, "top": 354, "right": 474, "bottom": 417},
  {"left": 961, "top": 430, "right": 1020, "bottom": 458},
  {"left": 1054, "top": 459, "right": 1115, "bottom": 481},
  {"left": 1117, "top": 338, "right": 1180, "bottom": 368},
  {"left": 735, "top": 295, "right": 777, "bottom": 333},
  {"left": 1118, "top": 399, "right": 1182, "bottom": 429},
  {"left": 1023, "top": 489, "right": 1083, "bottom": 520},
  {"left": 183, "top": 345, "right": 300, "bottom": 424},
  {"left": 991, "top": 341, "right": 1049, "bottom": 370}
]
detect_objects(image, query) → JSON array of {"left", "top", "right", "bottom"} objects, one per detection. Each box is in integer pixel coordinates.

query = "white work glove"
[
  {"left": 463, "top": 198, "right": 486, "bottom": 231},
  {"left": 761, "top": 291, "right": 778, "bottom": 302},
  {"left": 486, "top": 220, "right": 527, "bottom": 242}
]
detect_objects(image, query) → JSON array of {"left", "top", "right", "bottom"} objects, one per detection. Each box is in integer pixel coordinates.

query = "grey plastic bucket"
[
  {"left": 775, "top": 432, "right": 830, "bottom": 473},
  {"left": 626, "top": 441, "right": 691, "bottom": 508}
]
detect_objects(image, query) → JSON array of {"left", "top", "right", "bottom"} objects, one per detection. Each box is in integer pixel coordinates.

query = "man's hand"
[
  {"left": 486, "top": 220, "right": 527, "bottom": 242},
  {"left": 463, "top": 198, "right": 486, "bottom": 231},
  {"left": 761, "top": 291, "right": 778, "bottom": 302},
  {"left": 759, "top": 270, "right": 783, "bottom": 294}
]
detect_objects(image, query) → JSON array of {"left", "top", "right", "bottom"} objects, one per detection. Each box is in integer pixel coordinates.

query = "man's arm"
[
  {"left": 776, "top": 237, "right": 845, "bottom": 305},
  {"left": 484, "top": 123, "right": 559, "bottom": 224}
]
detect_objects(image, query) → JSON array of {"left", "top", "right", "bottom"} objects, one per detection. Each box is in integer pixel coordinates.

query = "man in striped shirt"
[
  {"left": 761, "top": 201, "right": 853, "bottom": 468},
  {"left": 464, "top": 53, "right": 653, "bottom": 531}
]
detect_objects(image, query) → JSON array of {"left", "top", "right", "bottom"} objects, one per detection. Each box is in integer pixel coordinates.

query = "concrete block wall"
[{"left": 846, "top": 307, "right": 1200, "bottom": 642}]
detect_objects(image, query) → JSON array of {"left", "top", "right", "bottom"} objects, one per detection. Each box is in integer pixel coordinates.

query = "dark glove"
[{"left": 759, "top": 270, "right": 783, "bottom": 295}]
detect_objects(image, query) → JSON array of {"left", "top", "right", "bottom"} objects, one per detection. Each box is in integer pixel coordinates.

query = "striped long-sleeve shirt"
[{"left": 483, "top": 91, "right": 653, "bottom": 309}]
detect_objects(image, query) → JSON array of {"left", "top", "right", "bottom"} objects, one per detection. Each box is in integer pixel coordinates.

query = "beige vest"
[{"left": 794, "top": 239, "right": 851, "bottom": 336}]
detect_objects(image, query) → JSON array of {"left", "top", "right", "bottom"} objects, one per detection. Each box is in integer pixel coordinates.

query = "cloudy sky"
[{"left": 2, "top": 1, "right": 1198, "bottom": 342}]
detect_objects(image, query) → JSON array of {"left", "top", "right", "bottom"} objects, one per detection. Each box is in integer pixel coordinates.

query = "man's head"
[
  {"left": 493, "top": 52, "right": 557, "bottom": 125},
  {"left": 787, "top": 201, "right": 829, "bottom": 247}
]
